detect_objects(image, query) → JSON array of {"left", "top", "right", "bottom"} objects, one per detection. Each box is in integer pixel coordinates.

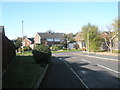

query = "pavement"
[
  {"left": 79, "top": 51, "right": 119, "bottom": 60},
  {"left": 39, "top": 57, "right": 87, "bottom": 88}
]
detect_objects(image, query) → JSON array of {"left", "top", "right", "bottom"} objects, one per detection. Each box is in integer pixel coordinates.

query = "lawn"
[
  {"left": 16, "top": 49, "right": 82, "bottom": 55},
  {"left": 2, "top": 56, "right": 45, "bottom": 88}
]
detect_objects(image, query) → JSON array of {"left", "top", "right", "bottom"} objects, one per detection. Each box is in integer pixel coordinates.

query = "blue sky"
[{"left": 1, "top": 2, "right": 118, "bottom": 39}]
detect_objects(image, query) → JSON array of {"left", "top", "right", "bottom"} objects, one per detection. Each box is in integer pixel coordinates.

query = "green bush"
[
  {"left": 63, "top": 48, "right": 67, "bottom": 50},
  {"left": 32, "top": 44, "right": 51, "bottom": 65},
  {"left": 23, "top": 46, "right": 32, "bottom": 52}
]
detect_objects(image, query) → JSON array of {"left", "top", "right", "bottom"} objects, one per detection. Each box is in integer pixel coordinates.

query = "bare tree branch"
[
  {"left": 111, "top": 31, "right": 119, "bottom": 40},
  {"left": 103, "top": 37, "right": 110, "bottom": 49}
]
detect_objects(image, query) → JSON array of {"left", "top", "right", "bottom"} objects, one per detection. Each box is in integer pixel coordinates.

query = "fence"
[{"left": 2, "top": 34, "right": 16, "bottom": 72}]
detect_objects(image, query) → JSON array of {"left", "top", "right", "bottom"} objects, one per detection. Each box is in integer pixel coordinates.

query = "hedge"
[{"left": 32, "top": 44, "right": 51, "bottom": 65}]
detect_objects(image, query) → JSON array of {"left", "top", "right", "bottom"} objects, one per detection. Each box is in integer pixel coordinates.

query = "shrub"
[
  {"left": 32, "top": 44, "right": 51, "bottom": 65},
  {"left": 63, "top": 48, "right": 67, "bottom": 50},
  {"left": 23, "top": 46, "right": 32, "bottom": 52},
  {"left": 82, "top": 48, "right": 86, "bottom": 51}
]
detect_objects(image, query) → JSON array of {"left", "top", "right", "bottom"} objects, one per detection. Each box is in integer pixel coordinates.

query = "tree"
[
  {"left": 14, "top": 37, "right": 22, "bottom": 49},
  {"left": 13, "top": 36, "right": 28, "bottom": 50},
  {"left": 23, "top": 46, "right": 32, "bottom": 52},
  {"left": 82, "top": 23, "right": 102, "bottom": 52},
  {"left": 112, "top": 18, "right": 120, "bottom": 31},
  {"left": 102, "top": 18, "right": 120, "bottom": 53},
  {"left": 46, "top": 30, "right": 55, "bottom": 33},
  {"left": 32, "top": 44, "right": 51, "bottom": 65},
  {"left": 65, "top": 33, "right": 75, "bottom": 43}
]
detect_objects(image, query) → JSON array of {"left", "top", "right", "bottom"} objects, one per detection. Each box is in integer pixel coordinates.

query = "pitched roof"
[
  {"left": 37, "top": 32, "right": 65, "bottom": 40},
  {"left": 28, "top": 38, "right": 34, "bottom": 44},
  {"left": 23, "top": 38, "right": 34, "bottom": 44},
  {"left": 74, "top": 32, "right": 84, "bottom": 41}
]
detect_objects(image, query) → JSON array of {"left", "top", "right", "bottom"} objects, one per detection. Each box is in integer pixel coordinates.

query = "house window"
[
  {"left": 47, "top": 39, "right": 54, "bottom": 41},
  {"left": 54, "top": 39, "right": 61, "bottom": 41}
]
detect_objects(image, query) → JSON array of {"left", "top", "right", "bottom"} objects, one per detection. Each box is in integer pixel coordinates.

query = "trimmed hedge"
[{"left": 32, "top": 44, "right": 51, "bottom": 65}]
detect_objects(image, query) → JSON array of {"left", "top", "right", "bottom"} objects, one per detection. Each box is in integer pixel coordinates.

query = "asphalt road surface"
[{"left": 52, "top": 52, "right": 120, "bottom": 88}]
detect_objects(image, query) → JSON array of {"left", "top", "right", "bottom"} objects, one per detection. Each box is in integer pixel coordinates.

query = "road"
[{"left": 52, "top": 51, "right": 120, "bottom": 88}]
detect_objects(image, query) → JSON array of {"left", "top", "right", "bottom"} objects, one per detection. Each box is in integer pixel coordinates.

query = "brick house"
[
  {"left": 22, "top": 38, "right": 34, "bottom": 49},
  {"left": 34, "top": 32, "right": 65, "bottom": 46}
]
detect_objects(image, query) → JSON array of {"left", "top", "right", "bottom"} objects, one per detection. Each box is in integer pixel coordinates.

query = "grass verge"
[
  {"left": 52, "top": 49, "right": 82, "bottom": 53},
  {"left": 16, "top": 52, "right": 32, "bottom": 56},
  {"left": 2, "top": 56, "right": 45, "bottom": 88}
]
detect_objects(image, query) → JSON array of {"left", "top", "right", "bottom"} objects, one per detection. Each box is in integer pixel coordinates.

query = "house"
[
  {"left": 34, "top": 32, "right": 65, "bottom": 46},
  {"left": 74, "top": 32, "right": 86, "bottom": 49},
  {"left": 22, "top": 38, "right": 34, "bottom": 49}
]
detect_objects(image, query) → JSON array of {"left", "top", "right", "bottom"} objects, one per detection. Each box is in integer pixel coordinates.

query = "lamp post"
[
  {"left": 66, "top": 38, "right": 68, "bottom": 50},
  {"left": 22, "top": 21, "right": 24, "bottom": 55},
  {"left": 87, "top": 28, "right": 90, "bottom": 55}
]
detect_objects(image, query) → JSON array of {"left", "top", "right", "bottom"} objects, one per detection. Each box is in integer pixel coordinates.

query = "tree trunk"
[{"left": 109, "top": 40, "right": 112, "bottom": 53}]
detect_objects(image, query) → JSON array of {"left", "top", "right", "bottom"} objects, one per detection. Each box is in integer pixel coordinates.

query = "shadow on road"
[
  {"left": 39, "top": 56, "right": 120, "bottom": 88},
  {"left": 63, "top": 57, "right": 120, "bottom": 88}
]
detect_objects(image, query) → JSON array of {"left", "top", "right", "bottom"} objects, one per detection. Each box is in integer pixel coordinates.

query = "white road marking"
[
  {"left": 59, "top": 58, "right": 62, "bottom": 60},
  {"left": 97, "top": 64, "right": 120, "bottom": 74},
  {"left": 81, "top": 70, "right": 87, "bottom": 75},
  {"left": 52, "top": 54, "right": 54, "bottom": 56},
  {"left": 72, "top": 57, "right": 77, "bottom": 59},
  {"left": 60, "top": 60, "right": 89, "bottom": 89},
  {"left": 81, "top": 59, "right": 92, "bottom": 63},
  {"left": 64, "top": 55, "right": 69, "bottom": 56}
]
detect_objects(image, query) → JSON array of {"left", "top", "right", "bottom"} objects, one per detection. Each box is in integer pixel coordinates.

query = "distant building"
[
  {"left": 68, "top": 42, "right": 77, "bottom": 49},
  {"left": 74, "top": 32, "right": 86, "bottom": 49},
  {"left": 34, "top": 32, "right": 65, "bottom": 46},
  {"left": 22, "top": 38, "right": 34, "bottom": 49}
]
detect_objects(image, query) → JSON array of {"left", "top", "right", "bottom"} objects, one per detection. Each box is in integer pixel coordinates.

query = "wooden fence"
[{"left": 2, "top": 34, "right": 16, "bottom": 72}]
